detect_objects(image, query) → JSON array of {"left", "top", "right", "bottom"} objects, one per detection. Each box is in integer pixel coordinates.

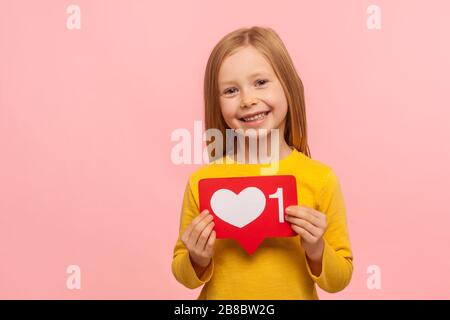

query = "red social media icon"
[{"left": 198, "top": 175, "right": 298, "bottom": 255}]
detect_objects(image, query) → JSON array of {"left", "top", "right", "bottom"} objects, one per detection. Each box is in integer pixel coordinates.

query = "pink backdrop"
[{"left": 1, "top": 0, "right": 449, "bottom": 299}]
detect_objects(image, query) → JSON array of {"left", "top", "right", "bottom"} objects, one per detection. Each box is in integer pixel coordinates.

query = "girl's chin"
[
  {"left": 237, "top": 120, "right": 277, "bottom": 131},
  {"left": 235, "top": 127, "right": 276, "bottom": 139},
  {"left": 231, "top": 121, "right": 274, "bottom": 132}
]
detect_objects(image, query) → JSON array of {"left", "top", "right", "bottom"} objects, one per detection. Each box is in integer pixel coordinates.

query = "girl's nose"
[{"left": 240, "top": 96, "right": 259, "bottom": 108}]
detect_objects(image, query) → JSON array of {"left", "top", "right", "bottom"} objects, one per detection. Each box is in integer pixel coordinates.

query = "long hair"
[{"left": 204, "top": 26, "right": 311, "bottom": 161}]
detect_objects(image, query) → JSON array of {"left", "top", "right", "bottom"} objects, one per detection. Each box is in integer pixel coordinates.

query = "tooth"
[{"left": 244, "top": 112, "right": 266, "bottom": 121}]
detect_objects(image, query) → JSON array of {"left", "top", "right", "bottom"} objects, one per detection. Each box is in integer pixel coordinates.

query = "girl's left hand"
[{"left": 285, "top": 205, "right": 327, "bottom": 261}]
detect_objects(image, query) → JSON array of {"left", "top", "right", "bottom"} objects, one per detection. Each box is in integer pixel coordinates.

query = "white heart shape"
[{"left": 210, "top": 187, "right": 266, "bottom": 228}]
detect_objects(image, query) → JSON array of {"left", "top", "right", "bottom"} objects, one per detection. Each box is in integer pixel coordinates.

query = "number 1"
[{"left": 269, "top": 187, "right": 284, "bottom": 223}]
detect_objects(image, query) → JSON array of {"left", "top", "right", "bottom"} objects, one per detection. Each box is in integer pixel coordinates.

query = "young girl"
[{"left": 171, "top": 26, "right": 353, "bottom": 299}]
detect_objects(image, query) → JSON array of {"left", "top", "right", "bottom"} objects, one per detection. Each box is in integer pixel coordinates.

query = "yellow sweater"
[{"left": 171, "top": 148, "right": 353, "bottom": 299}]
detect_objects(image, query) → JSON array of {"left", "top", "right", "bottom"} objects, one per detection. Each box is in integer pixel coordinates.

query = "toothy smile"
[{"left": 239, "top": 111, "right": 270, "bottom": 122}]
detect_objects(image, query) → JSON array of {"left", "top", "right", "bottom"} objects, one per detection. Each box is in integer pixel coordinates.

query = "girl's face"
[{"left": 218, "top": 46, "right": 288, "bottom": 136}]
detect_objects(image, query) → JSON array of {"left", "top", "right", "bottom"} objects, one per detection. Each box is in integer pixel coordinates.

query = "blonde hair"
[{"left": 204, "top": 26, "right": 311, "bottom": 161}]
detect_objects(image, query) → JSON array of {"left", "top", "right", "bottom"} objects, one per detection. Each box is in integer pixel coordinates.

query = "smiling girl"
[{"left": 171, "top": 26, "right": 353, "bottom": 299}]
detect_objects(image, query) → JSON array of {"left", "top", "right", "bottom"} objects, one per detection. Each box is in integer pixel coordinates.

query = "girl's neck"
[{"left": 232, "top": 135, "right": 293, "bottom": 164}]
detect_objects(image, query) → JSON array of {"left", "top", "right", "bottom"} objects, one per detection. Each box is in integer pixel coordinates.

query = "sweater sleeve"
[
  {"left": 305, "top": 169, "right": 353, "bottom": 293},
  {"left": 171, "top": 180, "right": 215, "bottom": 289}
]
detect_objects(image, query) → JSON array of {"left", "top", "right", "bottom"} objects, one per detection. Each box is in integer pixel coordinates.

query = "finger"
[
  {"left": 183, "top": 210, "right": 209, "bottom": 239},
  {"left": 314, "top": 212, "right": 327, "bottom": 229},
  {"left": 298, "top": 207, "right": 321, "bottom": 226},
  {"left": 188, "top": 214, "right": 214, "bottom": 246},
  {"left": 291, "top": 225, "right": 315, "bottom": 243},
  {"left": 195, "top": 220, "right": 215, "bottom": 252},
  {"left": 182, "top": 210, "right": 209, "bottom": 243},
  {"left": 301, "top": 205, "right": 326, "bottom": 220},
  {"left": 286, "top": 216, "right": 322, "bottom": 237},
  {"left": 205, "top": 230, "right": 216, "bottom": 256},
  {"left": 286, "top": 206, "right": 321, "bottom": 227}
]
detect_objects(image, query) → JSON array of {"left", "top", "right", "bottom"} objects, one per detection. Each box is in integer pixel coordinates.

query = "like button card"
[{"left": 198, "top": 175, "right": 298, "bottom": 255}]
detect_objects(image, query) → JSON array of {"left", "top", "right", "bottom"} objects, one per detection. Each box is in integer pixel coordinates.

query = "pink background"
[{"left": 1, "top": 0, "right": 449, "bottom": 299}]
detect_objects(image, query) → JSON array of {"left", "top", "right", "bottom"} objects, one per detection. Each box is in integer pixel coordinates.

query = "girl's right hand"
[{"left": 181, "top": 209, "right": 216, "bottom": 268}]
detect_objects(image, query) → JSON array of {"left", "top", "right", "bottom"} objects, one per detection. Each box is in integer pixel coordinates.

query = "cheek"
[
  {"left": 220, "top": 99, "right": 239, "bottom": 122},
  {"left": 264, "top": 87, "right": 288, "bottom": 116}
]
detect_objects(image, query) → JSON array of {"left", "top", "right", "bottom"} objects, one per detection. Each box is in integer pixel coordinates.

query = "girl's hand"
[
  {"left": 181, "top": 209, "right": 216, "bottom": 269},
  {"left": 285, "top": 205, "right": 327, "bottom": 261}
]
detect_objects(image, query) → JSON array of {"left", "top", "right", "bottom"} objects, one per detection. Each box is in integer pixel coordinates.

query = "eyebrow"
[{"left": 219, "top": 71, "right": 271, "bottom": 86}]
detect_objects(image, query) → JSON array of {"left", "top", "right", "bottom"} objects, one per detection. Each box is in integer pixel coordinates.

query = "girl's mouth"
[{"left": 239, "top": 111, "right": 270, "bottom": 125}]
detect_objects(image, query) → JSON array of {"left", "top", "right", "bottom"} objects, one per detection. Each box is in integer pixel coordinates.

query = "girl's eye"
[
  {"left": 256, "top": 79, "right": 268, "bottom": 86},
  {"left": 224, "top": 88, "right": 237, "bottom": 95},
  {"left": 223, "top": 79, "right": 268, "bottom": 95}
]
